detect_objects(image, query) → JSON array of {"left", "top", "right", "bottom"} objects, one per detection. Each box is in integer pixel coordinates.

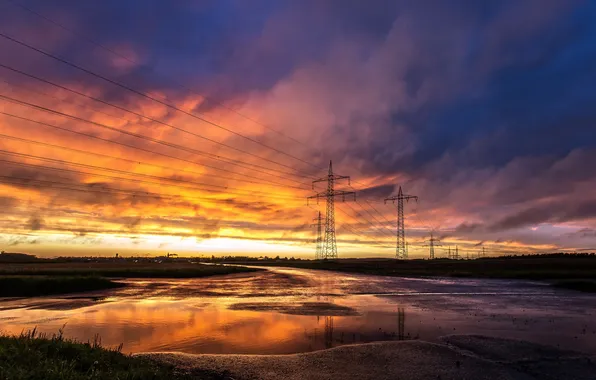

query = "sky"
[{"left": 0, "top": 0, "right": 595, "bottom": 258}]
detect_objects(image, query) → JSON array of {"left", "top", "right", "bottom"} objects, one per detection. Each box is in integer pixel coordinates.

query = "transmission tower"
[
  {"left": 385, "top": 186, "right": 418, "bottom": 259},
  {"left": 455, "top": 246, "right": 460, "bottom": 260},
  {"left": 312, "top": 211, "right": 325, "bottom": 260},
  {"left": 426, "top": 232, "right": 441, "bottom": 259},
  {"left": 307, "top": 161, "right": 355, "bottom": 259},
  {"left": 482, "top": 246, "right": 486, "bottom": 258}
]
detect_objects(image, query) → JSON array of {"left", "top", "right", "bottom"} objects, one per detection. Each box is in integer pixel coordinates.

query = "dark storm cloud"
[
  {"left": 357, "top": 184, "right": 395, "bottom": 200},
  {"left": 490, "top": 200, "right": 596, "bottom": 232}
]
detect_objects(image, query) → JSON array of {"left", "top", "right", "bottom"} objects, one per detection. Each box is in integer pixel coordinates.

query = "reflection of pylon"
[
  {"left": 312, "top": 211, "right": 325, "bottom": 260},
  {"left": 324, "top": 316, "right": 334, "bottom": 349},
  {"left": 308, "top": 161, "right": 355, "bottom": 259},
  {"left": 385, "top": 186, "right": 418, "bottom": 259},
  {"left": 397, "top": 307, "right": 405, "bottom": 341}
]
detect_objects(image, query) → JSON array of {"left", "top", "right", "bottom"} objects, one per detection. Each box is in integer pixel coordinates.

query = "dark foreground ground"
[
  {"left": 2, "top": 332, "right": 594, "bottom": 380},
  {"left": 0, "top": 330, "right": 225, "bottom": 380}
]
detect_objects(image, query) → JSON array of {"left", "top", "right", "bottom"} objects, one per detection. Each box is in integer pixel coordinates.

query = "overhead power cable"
[
  {"left": 0, "top": 32, "right": 322, "bottom": 172},
  {"left": 3, "top": 0, "right": 313, "bottom": 149},
  {"left": 0, "top": 133, "right": 300, "bottom": 190},
  {"left": 0, "top": 154, "right": 304, "bottom": 201},
  {"left": 0, "top": 108, "right": 310, "bottom": 191},
  {"left": 0, "top": 63, "right": 316, "bottom": 178},
  {"left": 0, "top": 93, "right": 312, "bottom": 186}
]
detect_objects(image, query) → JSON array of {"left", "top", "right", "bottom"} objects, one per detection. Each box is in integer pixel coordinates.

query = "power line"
[
  {"left": 0, "top": 63, "right": 317, "bottom": 178},
  {"left": 335, "top": 205, "right": 392, "bottom": 246},
  {"left": 0, "top": 154, "right": 305, "bottom": 201},
  {"left": 343, "top": 202, "right": 394, "bottom": 239},
  {"left": 0, "top": 133, "right": 303, "bottom": 190},
  {"left": 0, "top": 174, "right": 304, "bottom": 207},
  {"left": 0, "top": 108, "right": 310, "bottom": 191},
  {"left": 3, "top": 0, "right": 313, "bottom": 150},
  {"left": 0, "top": 93, "right": 313, "bottom": 186},
  {"left": 353, "top": 199, "right": 395, "bottom": 238},
  {"left": 0, "top": 31, "right": 322, "bottom": 172}
]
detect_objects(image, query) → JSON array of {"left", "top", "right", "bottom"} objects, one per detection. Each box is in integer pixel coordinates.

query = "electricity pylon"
[
  {"left": 312, "top": 211, "right": 325, "bottom": 260},
  {"left": 426, "top": 232, "right": 441, "bottom": 259},
  {"left": 385, "top": 186, "right": 418, "bottom": 259},
  {"left": 307, "top": 161, "right": 355, "bottom": 259}
]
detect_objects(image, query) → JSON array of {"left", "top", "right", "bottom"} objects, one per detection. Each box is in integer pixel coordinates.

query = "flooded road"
[{"left": 1, "top": 267, "right": 595, "bottom": 355}]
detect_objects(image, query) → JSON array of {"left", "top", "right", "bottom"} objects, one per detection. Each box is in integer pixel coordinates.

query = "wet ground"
[{"left": 1, "top": 267, "right": 595, "bottom": 355}]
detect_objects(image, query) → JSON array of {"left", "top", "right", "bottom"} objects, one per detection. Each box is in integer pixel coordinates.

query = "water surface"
[{"left": 1, "top": 267, "right": 595, "bottom": 354}]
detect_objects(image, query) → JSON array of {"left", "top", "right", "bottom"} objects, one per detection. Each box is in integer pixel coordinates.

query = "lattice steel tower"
[
  {"left": 307, "top": 161, "right": 355, "bottom": 259},
  {"left": 312, "top": 211, "right": 325, "bottom": 260},
  {"left": 427, "top": 232, "right": 441, "bottom": 259},
  {"left": 385, "top": 186, "right": 418, "bottom": 259}
]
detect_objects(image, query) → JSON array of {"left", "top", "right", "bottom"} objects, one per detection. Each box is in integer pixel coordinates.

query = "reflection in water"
[
  {"left": 398, "top": 307, "right": 405, "bottom": 341},
  {"left": 1, "top": 267, "right": 595, "bottom": 355},
  {"left": 324, "top": 316, "right": 334, "bottom": 349}
]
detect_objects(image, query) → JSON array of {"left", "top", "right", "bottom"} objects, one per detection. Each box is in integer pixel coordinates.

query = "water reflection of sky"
[{"left": 1, "top": 267, "right": 595, "bottom": 355}]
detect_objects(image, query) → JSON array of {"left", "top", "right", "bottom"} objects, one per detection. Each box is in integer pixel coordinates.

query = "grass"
[
  {"left": 0, "top": 276, "right": 125, "bottom": 297},
  {"left": 0, "top": 262, "right": 261, "bottom": 279},
  {"left": 223, "top": 255, "right": 596, "bottom": 281},
  {"left": 0, "top": 329, "right": 224, "bottom": 380}
]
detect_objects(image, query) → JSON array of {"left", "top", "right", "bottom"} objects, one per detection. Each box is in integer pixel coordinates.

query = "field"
[
  {"left": 0, "top": 329, "right": 225, "bottom": 380},
  {"left": 0, "top": 261, "right": 261, "bottom": 297},
  {"left": 223, "top": 254, "right": 596, "bottom": 281},
  {"left": 0, "top": 276, "right": 124, "bottom": 297},
  {"left": 0, "top": 261, "right": 261, "bottom": 278}
]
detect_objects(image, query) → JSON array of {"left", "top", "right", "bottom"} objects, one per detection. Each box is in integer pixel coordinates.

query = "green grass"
[
  {"left": 0, "top": 329, "right": 223, "bottom": 380},
  {"left": 0, "top": 276, "right": 125, "bottom": 297},
  {"left": 0, "top": 262, "right": 261, "bottom": 279}
]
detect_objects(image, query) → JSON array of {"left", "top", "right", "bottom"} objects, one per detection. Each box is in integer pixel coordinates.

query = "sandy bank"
[{"left": 140, "top": 335, "right": 596, "bottom": 380}]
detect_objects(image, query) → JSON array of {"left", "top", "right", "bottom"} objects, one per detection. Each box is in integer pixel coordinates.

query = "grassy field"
[
  {"left": 223, "top": 255, "right": 596, "bottom": 281},
  {"left": 0, "top": 262, "right": 261, "bottom": 278},
  {"left": 0, "top": 262, "right": 261, "bottom": 297},
  {"left": 0, "top": 276, "right": 125, "bottom": 297},
  {"left": 0, "top": 329, "right": 225, "bottom": 380}
]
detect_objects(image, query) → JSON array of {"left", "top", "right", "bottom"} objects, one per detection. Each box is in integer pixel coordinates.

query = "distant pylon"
[
  {"left": 385, "top": 186, "right": 418, "bottom": 259},
  {"left": 482, "top": 246, "right": 486, "bottom": 258},
  {"left": 312, "top": 211, "right": 325, "bottom": 260},
  {"left": 426, "top": 232, "right": 441, "bottom": 259},
  {"left": 307, "top": 161, "right": 355, "bottom": 259},
  {"left": 455, "top": 246, "right": 459, "bottom": 260}
]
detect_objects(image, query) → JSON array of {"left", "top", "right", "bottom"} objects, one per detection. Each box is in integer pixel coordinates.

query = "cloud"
[
  {"left": 0, "top": 0, "right": 595, "bottom": 255},
  {"left": 27, "top": 214, "right": 44, "bottom": 231}
]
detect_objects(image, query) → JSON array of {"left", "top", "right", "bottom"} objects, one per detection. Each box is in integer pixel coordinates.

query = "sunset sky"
[{"left": 0, "top": 0, "right": 595, "bottom": 258}]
